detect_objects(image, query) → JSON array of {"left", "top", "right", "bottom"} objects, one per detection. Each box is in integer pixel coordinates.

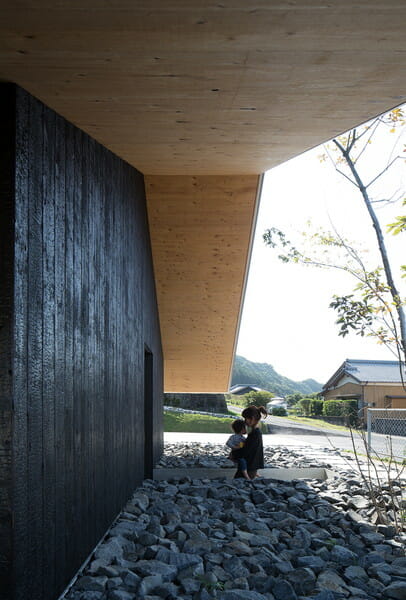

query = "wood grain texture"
[
  {"left": 1, "top": 84, "right": 163, "bottom": 600},
  {"left": 1, "top": 1, "right": 405, "bottom": 394},
  {"left": 0, "top": 2, "right": 406, "bottom": 174},
  {"left": 146, "top": 174, "right": 259, "bottom": 392},
  {"left": 11, "top": 85, "right": 30, "bottom": 600},
  {"left": 0, "top": 85, "right": 15, "bottom": 600}
]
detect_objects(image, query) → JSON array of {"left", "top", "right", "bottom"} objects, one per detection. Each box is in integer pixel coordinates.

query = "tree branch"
[
  {"left": 354, "top": 119, "right": 382, "bottom": 163},
  {"left": 336, "top": 143, "right": 406, "bottom": 364},
  {"left": 366, "top": 156, "right": 403, "bottom": 189}
]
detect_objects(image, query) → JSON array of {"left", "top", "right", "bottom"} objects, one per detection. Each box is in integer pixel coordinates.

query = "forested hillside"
[{"left": 231, "top": 355, "right": 322, "bottom": 397}]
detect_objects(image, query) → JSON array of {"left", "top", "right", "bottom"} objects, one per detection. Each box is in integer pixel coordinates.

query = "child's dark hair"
[
  {"left": 241, "top": 405, "right": 267, "bottom": 422},
  {"left": 231, "top": 419, "right": 246, "bottom": 434}
]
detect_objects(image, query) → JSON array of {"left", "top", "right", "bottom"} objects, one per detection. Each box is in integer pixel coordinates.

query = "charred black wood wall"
[
  {"left": 0, "top": 84, "right": 163, "bottom": 600},
  {"left": 0, "top": 84, "right": 16, "bottom": 600}
]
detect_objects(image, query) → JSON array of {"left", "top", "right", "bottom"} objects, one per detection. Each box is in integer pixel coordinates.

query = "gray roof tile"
[{"left": 323, "top": 359, "right": 405, "bottom": 389}]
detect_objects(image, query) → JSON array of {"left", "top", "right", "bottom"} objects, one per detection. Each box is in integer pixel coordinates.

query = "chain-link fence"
[{"left": 367, "top": 408, "right": 406, "bottom": 459}]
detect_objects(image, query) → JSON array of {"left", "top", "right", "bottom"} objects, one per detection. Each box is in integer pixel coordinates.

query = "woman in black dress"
[{"left": 232, "top": 405, "right": 267, "bottom": 479}]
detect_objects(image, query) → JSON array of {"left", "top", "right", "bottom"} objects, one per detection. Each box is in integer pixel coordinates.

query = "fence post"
[{"left": 367, "top": 409, "right": 372, "bottom": 453}]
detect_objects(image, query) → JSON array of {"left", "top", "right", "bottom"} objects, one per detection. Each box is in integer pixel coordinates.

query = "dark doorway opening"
[{"left": 144, "top": 347, "right": 154, "bottom": 479}]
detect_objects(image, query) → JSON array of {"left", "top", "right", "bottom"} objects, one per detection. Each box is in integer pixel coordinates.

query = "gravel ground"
[
  {"left": 157, "top": 442, "right": 347, "bottom": 471},
  {"left": 64, "top": 442, "right": 406, "bottom": 600}
]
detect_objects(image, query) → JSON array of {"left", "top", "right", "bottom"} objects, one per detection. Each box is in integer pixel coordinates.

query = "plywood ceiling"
[
  {"left": 1, "top": 1, "right": 406, "bottom": 175},
  {"left": 146, "top": 175, "right": 260, "bottom": 392},
  {"left": 1, "top": 1, "right": 405, "bottom": 390}
]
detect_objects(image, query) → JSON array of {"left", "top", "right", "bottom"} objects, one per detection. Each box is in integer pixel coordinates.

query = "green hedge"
[
  {"left": 298, "top": 398, "right": 312, "bottom": 416},
  {"left": 298, "top": 397, "right": 323, "bottom": 416},
  {"left": 323, "top": 400, "right": 343, "bottom": 417},
  {"left": 310, "top": 398, "right": 324, "bottom": 416},
  {"left": 228, "top": 390, "right": 274, "bottom": 408},
  {"left": 227, "top": 394, "right": 251, "bottom": 408},
  {"left": 323, "top": 399, "right": 358, "bottom": 425},
  {"left": 270, "top": 406, "right": 287, "bottom": 417}
]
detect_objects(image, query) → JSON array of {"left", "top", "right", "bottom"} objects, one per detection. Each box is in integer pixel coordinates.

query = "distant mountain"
[{"left": 231, "top": 355, "right": 323, "bottom": 397}]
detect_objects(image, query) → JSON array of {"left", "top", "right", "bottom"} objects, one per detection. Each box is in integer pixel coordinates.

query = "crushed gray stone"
[
  {"left": 65, "top": 443, "right": 405, "bottom": 600},
  {"left": 157, "top": 442, "right": 341, "bottom": 470}
]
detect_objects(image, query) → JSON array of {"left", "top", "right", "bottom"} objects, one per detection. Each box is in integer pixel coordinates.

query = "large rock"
[
  {"left": 330, "top": 544, "right": 358, "bottom": 566},
  {"left": 137, "top": 575, "right": 163, "bottom": 597},
  {"left": 219, "top": 591, "right": 270, "bottom": 600},
  {"left": 75, "top": 576, "right": 107, "bottom": 592},
  {"left": 317, "top": 570, "right": 349, "bottom": 595},
  {"left": 223, "top": 557, "right": 250, "bottom": 579},
  {"left": 132, "top": 560, "right": 177, "bottom": 582},
  {"left": 94, "top": 539, "right": 126, "bottom": 563},
  {"left": 343, "top": 565, "right": 368, "bottom": 582},
  {"left": 121, "top": 570, "right": 140, "bottom": 590},
  {"left": 296, "top": 555, "right": 326, "bottom": 572},
  {"left": 383, "top": 581, "right": 406, "bottom": 599},
  {"left": 108, "top": 592, "right": 134, "bottom": 600},
  {"left": 347, "top": 495, "right": 370, "bottom": 510},
  {"left": 286, "top": 567, "right": 317, "bottom": 595},
  {"left": 131, "top": 492, "right": 149, "bottom": 512},
  {"left": 155, "top": 548, "right": 203, "bottom": 570},
  {"left": 272, "top": 580, "right": 298, "bottom": 600}
]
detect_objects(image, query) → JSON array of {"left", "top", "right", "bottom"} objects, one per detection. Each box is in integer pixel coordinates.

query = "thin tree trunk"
[{"left": 333, "top": 138, "right": 406, "bottom": 365}]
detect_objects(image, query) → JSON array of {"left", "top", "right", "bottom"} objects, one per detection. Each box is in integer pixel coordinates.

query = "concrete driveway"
[{"left": 265, "top": 415, "right": 405, "bottom": 460}]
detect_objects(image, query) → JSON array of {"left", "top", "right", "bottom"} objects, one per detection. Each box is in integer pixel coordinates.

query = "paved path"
[{"left": 265, "top": 419, "right": 405, "bottom": 460}]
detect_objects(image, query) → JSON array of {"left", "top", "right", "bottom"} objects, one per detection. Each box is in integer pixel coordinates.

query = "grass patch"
[
  {"left": 341, "top": 448, "right": 406, "bottom": 465},
  {"left": 164, "top": 411, "right": 234, "bottom": 433},
  {"left": 164, "top": 410, "right": 268, "bottom": 434},
  {"left": 283, "top": 415, "right": 348, "bottom": 432}
]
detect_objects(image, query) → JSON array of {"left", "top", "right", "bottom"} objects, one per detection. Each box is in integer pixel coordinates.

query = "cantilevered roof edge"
[{"left": 228, "top": 173, "right": 264, "bottom": 391}]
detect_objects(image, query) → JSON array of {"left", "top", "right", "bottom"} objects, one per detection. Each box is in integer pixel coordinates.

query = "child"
[
  {"left": 226, "top": 419, "right": 250, "bottom": 480},
  {"left": 232, "top": 405, "right": 267, "bottom": 479}
]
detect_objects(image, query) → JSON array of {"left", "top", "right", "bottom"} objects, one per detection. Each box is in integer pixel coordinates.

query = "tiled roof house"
[
  {"left": 322, "top": 359, "right": 406, "bottom": 410},
  {"left": 229, "top": 384, "right": 266, "bottom": 395}
]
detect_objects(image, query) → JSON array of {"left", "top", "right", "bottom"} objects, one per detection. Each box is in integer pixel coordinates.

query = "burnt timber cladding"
[{"left": 0, "top": 84, "right": 163, "bottom": 600}]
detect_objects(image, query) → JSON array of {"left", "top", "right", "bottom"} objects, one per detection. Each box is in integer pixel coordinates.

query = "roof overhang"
[
  {"left": 2, "top": 2, "right": 406, "bottom": 391},
  {"left": 146, "top": 174, "right": 261, "bottom": 392},
  {"left": 332, "top": 394, "right": 362, "bottom": 399}
]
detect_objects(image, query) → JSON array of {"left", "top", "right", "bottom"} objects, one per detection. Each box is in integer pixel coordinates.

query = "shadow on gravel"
[{"left": 62, "top": 444, "right": 406, "bottom": 600}]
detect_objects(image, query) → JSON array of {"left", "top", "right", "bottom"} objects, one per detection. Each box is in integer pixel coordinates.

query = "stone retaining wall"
[{"left": 164, "top": 393, "right": 228, "bottom": 413}]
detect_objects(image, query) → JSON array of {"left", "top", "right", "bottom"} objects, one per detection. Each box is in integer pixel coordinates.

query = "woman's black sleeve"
[{"left": 232, "top": 431, "right": 258, "bottom": 459}]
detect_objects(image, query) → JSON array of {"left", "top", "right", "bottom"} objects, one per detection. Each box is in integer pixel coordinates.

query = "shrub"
[
  {"left": 165, "top": 395, "right": 181, "bottom": 407},
  {"left": 298, "top": 398, "right": 312, "bottom": 416},
  {"left": 310, "top": 398, "right": 324, "bottom": 416},
  {"left": 228, "top": 394, "right": 251, "bottom": 408},
  {"left": 271, "top": 406, "right": 287, "bottom": 417},
  {"left": 322, "top": 400, "right": 343, "bottom": 417},
  {"left": 243, "top": 390, "right": 274, "bottom": 407},
  {"left": 341, "top": 399, "right": 359, "bottom": 426},
  {"left": 285, "top": 393, "right": 303, "bottom": 406},
  {"left": 322, "top": 399, "right": 359, "bottom": 425}
]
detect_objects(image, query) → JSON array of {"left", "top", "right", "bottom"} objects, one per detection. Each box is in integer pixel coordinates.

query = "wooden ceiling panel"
[
  {"left": 146, "top": 175, "right": 260, "bottom": 392},
  {"left": 1, "top": 2, "right": 406, "bottom": 175},
  {"left": 1, "top": 1, "right": 406, "bottom": 390}
]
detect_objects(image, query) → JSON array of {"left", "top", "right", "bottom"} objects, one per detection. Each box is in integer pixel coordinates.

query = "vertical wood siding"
[
  {"left": 0, "top": 85, "right": 16, "bottom": 600},
  {"left": 0, "top": 84, "right": 163, "bottom": 600}
]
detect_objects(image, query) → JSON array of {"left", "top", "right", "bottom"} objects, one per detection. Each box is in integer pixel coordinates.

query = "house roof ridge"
[
  {"left": 323, "top": 358, "right": 405, "bottom": 391},
  {"left": 345, "top": 358, "right": 401, "bottom": 365},
  {"left": 230, "top": 383, "right": 263, "bottom": 388}
]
